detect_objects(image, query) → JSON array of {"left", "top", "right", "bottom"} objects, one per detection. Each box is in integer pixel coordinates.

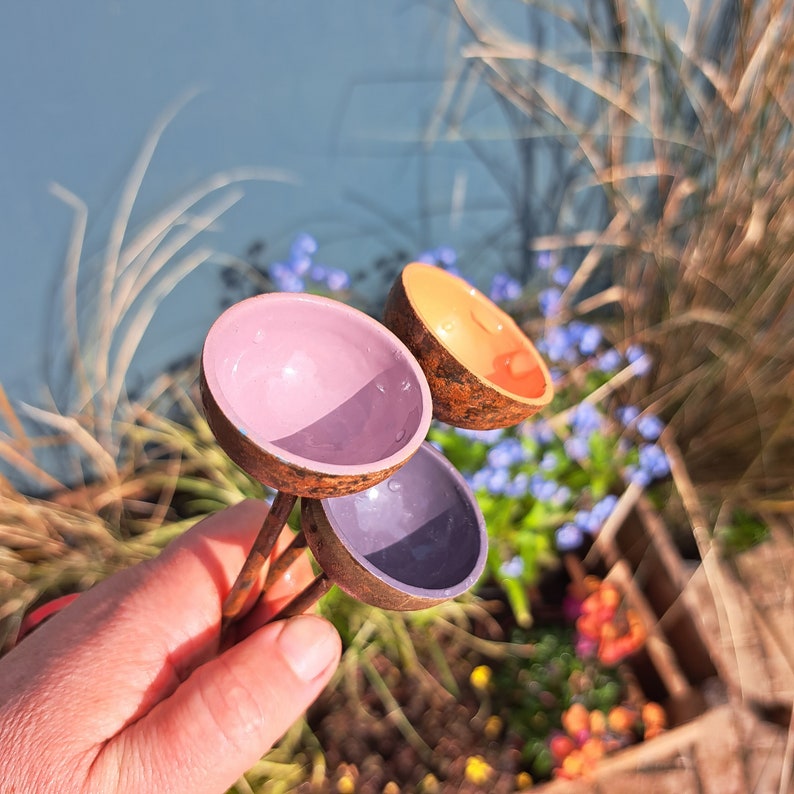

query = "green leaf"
[{"left": 503, "top": 576, "right": 533, "bottom": 627}]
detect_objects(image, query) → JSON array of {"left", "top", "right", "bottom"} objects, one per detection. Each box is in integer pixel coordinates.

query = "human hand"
[{"left": 0, "top": 499, "right": 341, "bottom": 793}]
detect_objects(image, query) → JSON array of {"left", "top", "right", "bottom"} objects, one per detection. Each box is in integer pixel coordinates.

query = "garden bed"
[
  {"left": 279, "top": 490, "right": 794, "bottom": 793},
  {"left": 534, "top": 702, "right": 792, "bottom": 794}
]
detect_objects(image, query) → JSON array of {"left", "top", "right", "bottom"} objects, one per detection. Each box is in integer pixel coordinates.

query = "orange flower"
[
  {"left": 642, "top": 702, "right": 667, "bottom": 739},
  {"left": 576, "top": 611, "right": 602, "bottom": 640},
  {"left": 642, "top": 701, "right": 666, "bottom": 727},
  {"left": 589, "top": 709, "right": 608, "bottom": 736},
  {"left": 581, "top": 737, "right": 605, "bottom": 763},
  {"left": 599, "top": 583, "right": 621, "bottom": 612},
  {"left": 607, "top": 705, "right": 637, "bottom": 734},
  {"left": 561, "top": 703, "right": 590, "bottom": 736},
  {"left": 627, "top": 609, "right": 647, "bottom": 643},
  {"left": 558, "top": 749, "right": 585, "bottom": 779},
  {"left": 599, "top": 634, "right": 636, "bottom": 665}
]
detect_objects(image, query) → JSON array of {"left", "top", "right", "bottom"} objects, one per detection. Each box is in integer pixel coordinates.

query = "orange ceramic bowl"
[{"left": 384, "top": 263, "right": 553, "bottom": 429}]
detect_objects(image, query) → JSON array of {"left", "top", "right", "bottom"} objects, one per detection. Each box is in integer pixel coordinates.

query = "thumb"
[{"left": 95, "top": 615, "right": 341, "bottom": 793}]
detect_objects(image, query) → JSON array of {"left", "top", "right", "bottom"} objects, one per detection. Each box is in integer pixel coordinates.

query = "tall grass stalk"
[
  {"left": 31, "top": 95, "right": 296, "bottom": 488},
  {"left": 445, "top": 0, "right": 794, "bottom": 510},
  {"left": 0, "top": 99, "right": 293, "bottom": 643}
]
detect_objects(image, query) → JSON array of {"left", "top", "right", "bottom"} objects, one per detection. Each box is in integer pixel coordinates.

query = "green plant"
[
  {"left": 717, "top": 508, "right": 771, "bottom": 556},
  {"left": 488, "top": 625, "right": 625, "bottom": 779},
  {"left": 429, "top": 255, "right": 672, "bottom": 626}
]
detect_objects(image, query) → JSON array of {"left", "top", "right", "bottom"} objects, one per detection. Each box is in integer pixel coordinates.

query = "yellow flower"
[
  {"left": 516, "top": 771, "right": 534, "bottom": 790},
  {"left": 418, "top": 773, "right": 440, "bottom": 793},
  {"left": 465, "top": 755, "right": 494, "bottom": 786},
  {"left": 484, "top": 715, "right": 503, "bottom": 740},
  {"left": 470, "top": 664, "right": 492, "bottom": 691},
  {"left": 336, "top": 773, "right": 356, "bottom": 794}
]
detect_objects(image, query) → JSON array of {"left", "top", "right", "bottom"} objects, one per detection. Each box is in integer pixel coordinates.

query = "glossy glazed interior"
[
  {"left": 402, "top": 263, "right": 552, "bottom": 403},
  {"left": 320, "top": 442, "right": 487, "bottom": 596},
  {"left": 202, "top": 293, "right": 432, "bottom": 476}
]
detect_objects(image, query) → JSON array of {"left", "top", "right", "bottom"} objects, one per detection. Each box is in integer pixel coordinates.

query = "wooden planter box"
[
  {"left": 533, "top": 702, "right": 792, "bottom": 794},
  {"left": 533, "top": 485, "right": 793, "bottom": 793},
  {"left": 587, "top": 488, "right": 718, "bottom": 726}
]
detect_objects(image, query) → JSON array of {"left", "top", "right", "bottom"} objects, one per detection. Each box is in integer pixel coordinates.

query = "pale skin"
[{"left": 0, "top": 499, "right": 342, "bottom": 793}]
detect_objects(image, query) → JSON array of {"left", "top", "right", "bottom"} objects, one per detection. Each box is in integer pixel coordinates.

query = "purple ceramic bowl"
[
  {"left": 302, "top": 442, "right": 488, "bottom": 610},
  {"left": 200, "top": 293, "right": 433, "bottom": 497}
]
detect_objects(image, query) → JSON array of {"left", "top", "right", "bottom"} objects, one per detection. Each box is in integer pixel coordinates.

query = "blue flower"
[
  {"left": 289, "top": 232, "right": 318, "bottom": 260},
  {"left": 571, "top": 402, "right": 602, "bottom": 436},
  {"left": 592, "top": 494, "right": 618, "bottom": 523},
  {"left": 486, "top": 466, "right": 511, "bottom": 494},
  {"left": 290, "top": 254, "right": 312, "bottom": 276},
  {"left": 417, "top": 245, "right": 459, "bottom": 274},
  {"left": 522, "top": 419, "right": 555, "bottom": 445},
  {"left": 626, "top": 465, "right": 651, "bottom": 487},
  {"left": 627, "top": 344, "right": 652, "bottom": 376},
  {"left": 538, "top": 287, "right": 562, "bottom": 318},
  {"left": 556, "top": 523, "right": 584, "bottom": 552},
  {"left": 435, "top": 245, "right": 457, "bottom": 268},
  {"left": 637, "top": 414, "right": 665, "bottom": 441},
  {"left": 616, "top": 405, "right": 640, "bottom": 427},
  {"left": 541, "top": 326, "right": 577, "bottom": 363},
  {"left": 597, "top": 348, "right": 622, "bottom": 372},
  {"left": 572, "top": 495, "right": 618, "bottom": 535},
  {"left": 529, "top": 474, "right": 560, "bottom": 502},
  {"left": 539, "top": 451, "right": 558, "bottom": 472},
  {"left": 574, "top": 509, "right": 600, "bottom": 533},
  {"left": 309, "top": 263, "right": 328, "bottom": 282},
  {"left": 639, "top": 443, "right": 670, "bottom": 479},
  {"left": 564, "top": 435, "right": 590, "bottom": 463},
  {"left": 487, "top": 438, "right": 526, "bottom": 468},
  {"left": 536, "top": 250, "right": 554, "bottom": 270},
  {"left": 551, "top": 484, "right": 572, "bottom": 506},
  {"left": 470, "top": 466, "right": 509, "bottom": 494},
  {"left": 325, "top": 267, "right": 350, "bottom": 291},
  {"left": 552, "top": 265, "right": 572, "bottom": 287},
  {"left": 489, "top": 272, "right": 522, "bottom": 303},
  {"left": 578, "top": 325, "right": 602, "bottom": 356},
  {"left": 270, "top": 261, "right": 304, "bottom": 292},
  {"left": 500, "top": 555, "right": 525, "bottom": 578},
  {"left": 470, "top": 464, "right": 518, "bottom": 495},
  {"left": 505, "top": 471, "right": 531, "bottom": 497}
]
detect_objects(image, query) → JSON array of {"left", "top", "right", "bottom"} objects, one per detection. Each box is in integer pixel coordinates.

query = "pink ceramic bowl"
[{"left": 200, "top": 293, "right": 433, "bottom": 497}]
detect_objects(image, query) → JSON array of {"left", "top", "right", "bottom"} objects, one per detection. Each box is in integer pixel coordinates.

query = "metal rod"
[
  {"left": 267, "top": 572, "right": 332, "bottom": 622},
  {"left": 221, "top": 490, "right": 298, "bottom": 630},
  {"left": 263, "top": 527, "right": 308, "bottom": 589}
]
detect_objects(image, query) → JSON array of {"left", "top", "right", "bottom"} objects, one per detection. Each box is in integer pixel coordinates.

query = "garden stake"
[{"left": 221, "top": 490, "right": 297, "bottom": 630}]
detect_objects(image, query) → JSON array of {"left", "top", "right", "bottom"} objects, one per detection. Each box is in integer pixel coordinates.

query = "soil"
[
  {"left": 299, "top": 631, "right": 524, "bottom": 794},
  {"left": 291, "top": 581, "right": 586, "bottom": 794}
]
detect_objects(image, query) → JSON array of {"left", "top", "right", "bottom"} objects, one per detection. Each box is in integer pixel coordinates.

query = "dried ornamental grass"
[{"left": 443, "top": 0, "right": 794, "bottom": 511}]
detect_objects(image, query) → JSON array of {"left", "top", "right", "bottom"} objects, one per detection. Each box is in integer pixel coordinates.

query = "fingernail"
[{"left": 277, "top": 615, "right": 340, "bottom": 682}]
